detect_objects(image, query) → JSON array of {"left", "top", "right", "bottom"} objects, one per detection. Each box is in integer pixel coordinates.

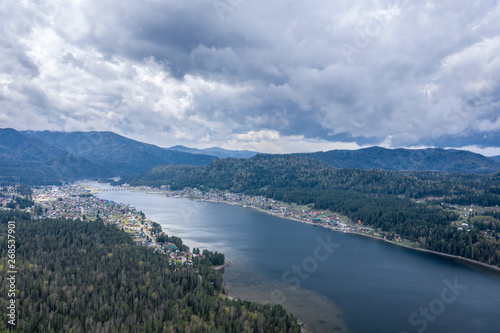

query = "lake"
[{"left": 95, "top": 188, "right": 500, "bottom": 333}]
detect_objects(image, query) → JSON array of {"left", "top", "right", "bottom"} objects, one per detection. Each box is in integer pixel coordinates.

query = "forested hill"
[
  {"left": 296, "top": 147, "right": 500, "bottom": 174},
  {"left": 0, "top": 128, "right": 111, "bottom": 184},
  {"left": 0, "top": 128, "right": 220, "bottom": 185},
  {"left": 24, "top": 130, "right": 217, "bottom": 175},
  {"left": 122, "top": 154, "right": 500, "bottom": 207},
  {"left": 119, "top": 155, "right": 500, "bottom": 266},
  {"left": 130, "top": 154, "right": 331, "bottom": 193},
  {"left": 0, "top": 210, "right": 300, "bottom": 332}
]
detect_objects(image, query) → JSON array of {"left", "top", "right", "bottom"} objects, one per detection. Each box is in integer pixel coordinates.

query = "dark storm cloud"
[{"left": 74, "top": 0, "right": 250, "bottom": 79}]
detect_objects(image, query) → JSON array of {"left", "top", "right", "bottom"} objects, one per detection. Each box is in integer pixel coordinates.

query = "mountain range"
[
  {"left": 23, "top": 130, "right": 217, "bottom": 175},
  {"left": 1, "top": 128, "right": 500, "bottom": 184},
  {"left": 167, "top": 145, "right": 257, "bottom": 159},
  {"left": 298, "top": 147, "right": 500, "bottom": 174},
  {"left": 0, "top": 128, "right": 219, "bottom": 184},
  {"left": 0, "top": 128, "right": 109, "bottom": 184}
]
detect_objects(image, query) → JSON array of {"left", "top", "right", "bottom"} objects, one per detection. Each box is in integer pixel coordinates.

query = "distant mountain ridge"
[
  {"left": 0, "top": 128, "right": 111, "bottom": 184},
  {"left": 167, "top": 145, "right": 258, "bottom": 158},
  {"left": 1, "top": 128, "right": 66, "bottom": 162},
  {"left": 2, "top": 128, "right": 499, "bottom": 185},
  {"left": 296, "top": 147, "right": 500, "bottom": 174},
  {"left": 0, "top": 128, "right": 219, "bottom": 184},
  {"left": 23, "top": 130, "right": 218, "bottom": 176},
  {"left": 492, "top": 155, "right": 500, "bottom": 163}
]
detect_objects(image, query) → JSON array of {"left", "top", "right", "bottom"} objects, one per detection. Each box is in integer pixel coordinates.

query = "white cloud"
[
  {"left": 233, "top": 130, "right": 280, "bottom": 142},
  {"left": 456, "top": 145, "right": 500, "bottom": 157},
  {"left": 223, "top": 130, "right": 362, "bottom": 154}
]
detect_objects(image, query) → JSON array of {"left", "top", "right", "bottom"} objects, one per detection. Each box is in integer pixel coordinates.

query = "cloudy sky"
[{"left": 1, "top": 0, "right": 500, "bottom": 154}]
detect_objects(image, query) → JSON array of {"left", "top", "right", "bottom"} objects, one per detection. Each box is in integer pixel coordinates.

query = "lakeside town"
[
  {"left": 2, "top": 182, "right": 498, "bottom": 256},
  {"left": 140, "top": 185, "right": 499, "bottom": 244},
  {"left": 0, "top": 184, "right": 196, "bottom": 267},
  {"left": 154, "top": 185, "right": 387, "bottom": 238}
]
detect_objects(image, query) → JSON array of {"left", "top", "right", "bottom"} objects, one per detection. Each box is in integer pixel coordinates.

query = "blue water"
[{"left": 96, "top": 189, "right": 500, "bottom": 333}]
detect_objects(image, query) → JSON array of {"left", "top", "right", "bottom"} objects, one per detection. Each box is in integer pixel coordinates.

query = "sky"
[{"left": 1, "top": 0, "right": 500, "bottom": 155}]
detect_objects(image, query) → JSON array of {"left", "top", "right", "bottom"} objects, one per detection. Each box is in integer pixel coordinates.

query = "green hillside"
[
  {"left": 24, "top": 130, "right": 217, "bottom": 175},
  {"left": 297, "top": 147, "right": 500, "bottom": 174},
  {"left": 0, "top": 129, "right": 111, "bottom": 184}
]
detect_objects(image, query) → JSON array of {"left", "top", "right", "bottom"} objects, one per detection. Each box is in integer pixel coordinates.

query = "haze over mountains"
[
  {"left": 1, "top": 128, "right": 500, "bottom": 184},
  {"left": 167, "top": 145, "right": 257, "bottom": 159}
]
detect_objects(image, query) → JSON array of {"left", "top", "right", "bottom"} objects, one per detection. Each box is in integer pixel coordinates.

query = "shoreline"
[
  {"left": 83, "top": 182, "right": 500, "bottom": 274},
  {"left": 380, "top": 238, "right": 500, "bottom": 274},
  {"left": 218, "top": 260, "right": 313, "bottom": 332},
  {"left": 218, "top": 261, "right": 240, "bottom": 301},
  {"left": 197, "top": 197, "right": 500, "bottom": 275},
  {"left": 89, "top": 184, "right": 499, "bottom": 332},
  {"left": 213, "top": 259, "right": 230, "bottom": 272}
]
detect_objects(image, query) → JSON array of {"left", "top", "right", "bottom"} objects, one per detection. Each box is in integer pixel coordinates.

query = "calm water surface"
[{"left": 95, "top": 188, "right": 500, "bottom": 333}]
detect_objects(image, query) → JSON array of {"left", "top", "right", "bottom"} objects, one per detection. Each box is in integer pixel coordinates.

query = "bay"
[{"left": 95, "top": 188, "right": 500, "bottom": 333}]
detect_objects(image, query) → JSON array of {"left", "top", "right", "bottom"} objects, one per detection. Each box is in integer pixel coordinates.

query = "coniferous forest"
[{"left": 0, "top": 210, "right": 301, "bottom": 333}]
